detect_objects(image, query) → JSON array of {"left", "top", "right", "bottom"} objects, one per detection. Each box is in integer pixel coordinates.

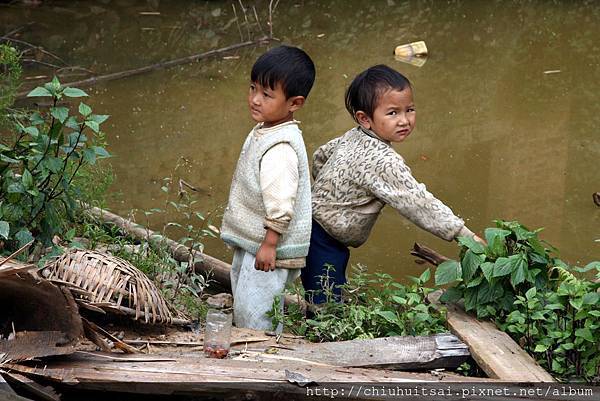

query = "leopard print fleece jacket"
[{"left": 311, "top": 126, "right": 467, "bottom": 248}]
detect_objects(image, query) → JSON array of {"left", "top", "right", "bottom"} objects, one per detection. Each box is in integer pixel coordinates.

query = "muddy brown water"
[{"left": 3, "top": 0, "right": 599, "bottom": 283}]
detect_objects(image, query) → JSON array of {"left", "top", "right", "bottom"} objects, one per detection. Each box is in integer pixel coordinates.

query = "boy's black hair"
[
  {"left": 345, "top": 64, "right": 411, "bottom": 122},
  {"left": 251, "top": 45, "right": 316, "bottom": 99}
]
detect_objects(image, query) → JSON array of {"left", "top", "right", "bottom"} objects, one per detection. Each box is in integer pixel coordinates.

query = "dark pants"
[{"left": 301, "top": 220, "right": 350, "bottom": 304}]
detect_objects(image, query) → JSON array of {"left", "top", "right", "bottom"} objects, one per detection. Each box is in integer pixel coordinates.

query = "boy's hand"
[
  {"left": 255, "top": 229, "right": 280, "bottom": 272},
  {"left": 473, "top": 234, "right": 487, "bottom": 246}
]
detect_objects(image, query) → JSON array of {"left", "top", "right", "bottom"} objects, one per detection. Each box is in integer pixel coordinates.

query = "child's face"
[
  {"left": 248, "top": 82, "right": 304, "bottom": 128},
  {"left": 357, "top": 87, "right": 416, "bottom": 143}
]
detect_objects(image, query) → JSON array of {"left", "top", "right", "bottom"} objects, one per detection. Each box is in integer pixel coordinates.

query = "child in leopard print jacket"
[{"left": 301, "top": 64, "right": 484, "bottom": 304}]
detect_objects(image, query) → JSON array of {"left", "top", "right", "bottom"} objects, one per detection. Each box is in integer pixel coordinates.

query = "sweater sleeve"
[
  {"left": 312, "top": 136, "right": 341, "bottom": 180},
  {"left": 365, "top": 152, "right": 465, "bottom": 241},
  {"left": 259, "top": 142, "right": 299, "bottom": 234}
]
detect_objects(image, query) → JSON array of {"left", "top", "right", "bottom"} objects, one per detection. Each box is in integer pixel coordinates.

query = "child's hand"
[
  {"left": 255, "top": 228, "right": 280, "bottom": 272},
  {"left": 473, "top": 234, "right": 487, "bottom": 246},
  {"left": 255, "top": 242, "right": 276, "bottom": 271}
]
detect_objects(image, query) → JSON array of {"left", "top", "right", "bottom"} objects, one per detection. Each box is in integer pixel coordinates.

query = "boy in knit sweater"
[
  {"left": 220, "top": 46, "right": 315, "bottom": 330},
  {"left": 301, "top": 65, "right": 484, "bottom": 304}
]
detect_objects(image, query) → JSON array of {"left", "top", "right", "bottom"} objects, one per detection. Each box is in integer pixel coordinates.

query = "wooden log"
[
  {"left": 245, "top": 333, "right": 469, "bottom": 371},
  {"left": 16, "top": 38, "right": 272, "bottom": 99},
  {"left": 411, "top": 242, "right": 449, "bottom": 266},
  {"left": 86, "top": 206, "right": 306, "bottom": 310},
  {"left": 428, "top": 291, "right": 554, "bottom": 382}
]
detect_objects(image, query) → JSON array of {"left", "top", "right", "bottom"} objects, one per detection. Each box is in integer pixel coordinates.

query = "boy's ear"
[
  {"left": 355, "top": 111, "right": 372, "bottom": 130},
  {"left": 288, "top": 96, "right": 306, "bottom": 112}
]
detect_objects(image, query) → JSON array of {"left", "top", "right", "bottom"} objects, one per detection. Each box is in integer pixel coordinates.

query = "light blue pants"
[{"left": 229, "top": 248, "right": 299, "bottom": 331}]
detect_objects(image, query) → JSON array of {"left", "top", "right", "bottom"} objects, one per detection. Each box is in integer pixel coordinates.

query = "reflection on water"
[{"left": 4, "top": 0, "right": 599, "bottom": 282}]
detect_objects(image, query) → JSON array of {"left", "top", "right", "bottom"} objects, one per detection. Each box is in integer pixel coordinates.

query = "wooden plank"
[
  {"left": 243, "top": 333, "right": 469, "bottom": 370},
  {"left": 1, "top": 372, "right": 60, "bottom": 401},
  {"left": 3, "top": 352, "right": 493, "bottom": 397},
  {"left": 428, "top": 291, "right": 554, "bottom": 382}
]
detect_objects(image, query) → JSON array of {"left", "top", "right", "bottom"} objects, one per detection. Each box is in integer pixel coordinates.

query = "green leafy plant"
[
  {"left": 436, "top": 220, "right": 600, "bottom": 382},
  {"left": 0, "top": 75, "right": 110, "bottom": 249},
  {"left": 273, "top": 265, "right": 447, "bottom": 342}
]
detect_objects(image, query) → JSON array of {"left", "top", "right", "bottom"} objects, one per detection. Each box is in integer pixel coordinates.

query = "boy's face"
[
  {"left": 356, "top": 87, "right": 416, "bottom": 143},
  {"left": 248, "top": 82, "right": 304, "bottom": 128}
]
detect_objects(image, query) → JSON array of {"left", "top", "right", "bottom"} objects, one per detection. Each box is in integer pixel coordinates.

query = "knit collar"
[
  {"left": 254, "top": 120, "right": 300, "bottom": 137},
  {"left": 357, "top": 125, "right": 391, "bottom": 145}
]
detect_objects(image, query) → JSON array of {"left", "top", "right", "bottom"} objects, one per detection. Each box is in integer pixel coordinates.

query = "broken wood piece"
[
  {"left": 122, "top": 336, "right": 270, "bottom": 347},
  {"left": 1, "top": 371, "right": 60, "bottom": 401},
  {"left": 82, "top": 319, "right": 141, "bottom": 354},
  {"left": 411, "top": 242, "right": 449, "bottom": 266},
  {"left": 428, "top": 290, "right": 554, "bottom": 382},
  {"left": 244, "top": 333, "right": 469, "bottom": 370}
]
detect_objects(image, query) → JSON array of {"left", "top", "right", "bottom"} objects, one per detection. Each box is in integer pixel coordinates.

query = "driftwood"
[
  {"left": 16, "top": 38, "right": 272, "bottom": 99},
  {"left": 242, "top": 333, "right": 469, "bottom": 371},
  {"left": 428, "top": 291, "right": 554, "bottom": 382},
  {"left": 411, "top": 242, "right": 449, "bottom": 266}
]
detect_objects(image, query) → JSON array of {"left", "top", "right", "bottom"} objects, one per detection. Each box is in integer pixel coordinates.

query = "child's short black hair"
[
  {"left": 345, "top": 64, "right": 411, "bottom": 122},
  {"left": 251, "top": 45, "right": 316, "bottom": 99}
]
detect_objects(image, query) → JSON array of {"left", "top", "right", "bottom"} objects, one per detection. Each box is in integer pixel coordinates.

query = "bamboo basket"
[{"left": 42, "top": 249, "right": 185, "bottom": 325}]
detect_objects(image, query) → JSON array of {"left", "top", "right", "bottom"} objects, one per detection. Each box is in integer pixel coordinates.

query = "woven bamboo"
[{"left": 43, "top": 249, "right": 184, "bottom": 324}]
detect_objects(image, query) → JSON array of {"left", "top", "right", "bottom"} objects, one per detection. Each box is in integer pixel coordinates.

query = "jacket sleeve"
[{"left": 364, "top": 152, "right": 465, "bottom": 241}]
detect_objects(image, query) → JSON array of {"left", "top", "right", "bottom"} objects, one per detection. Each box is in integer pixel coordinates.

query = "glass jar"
[{"left": 204, "top": 295, "right": 233, "bottom": 359}]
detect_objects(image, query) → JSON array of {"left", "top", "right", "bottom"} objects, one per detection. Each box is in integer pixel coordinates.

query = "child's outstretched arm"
[
  {"left": 255, "top": 142, "right": 299, "bottom": 271},
  {"left": 312, "top": 136, "right": 341, "bottom": 180},
  {"left": 365, "top": 153, "right": 477, "bottom": 242}
]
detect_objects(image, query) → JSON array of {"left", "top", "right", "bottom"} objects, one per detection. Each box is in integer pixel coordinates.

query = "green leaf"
[
  {"left": 510, "top": 254, "right": 527, "bottom": 287},
  {"left": 375, "top": 310, "right": 397, "bottom": 323},
  {"left": 51, "top": 106, "right": 69, "bottom": 123},
  {"left": 575, "top": 327, "right": 594, "bottom": 342},
  {"left": 464, "top": 287, "right": 478, "bottom": 311},
  {"left": 43, "top": 156, "right": 63, "bottom": 173},
  {"left": 82, "top": 148, "right": 96, "bottom": 164},
  {"left": 576, "top": 261, "right": 600, "bottom": 273},
  {"left": 392, "top": 295, "right": 407, "bottom": 305},
  {"left": 79, "top": 102, "right": 92, "bottom": 117},
  {"left": 21, "top": 169, "right": 33, "bottom": 189},
  {"left": 582, "top": 292, "right": 599, "bottom": 305},
  {"left": 65, "top": 116, "right": 80, "bottom": 130},
  {"left": 439, "top": 287, "right": 462, "bottom": 303},
  {"left": 89, "top": 114, "right": 109, "bottom": 124},
  {"left": 457, "top": 236, "right": 486, "bottom": 254},
  {"left": 534, "top": 344, "right": 549, "bottom": 353},
  {"left": 85, "top": 120, "right": 100, "bottom": 133},
  {"left": 27, "top": 86, "right": 53, "bottom": 97},
  {"left": 418, "top": 268, "right": 431, "bottom": 284},
  {"left": 1, "top": 154, "right": 19, "bottom": 164},
  {"left": 63, "top": 87, "right": 88, "bottom": 97},
  {"left": 484, "top": 227, "right": 511, "bottom": 245},
  {"left": 493, "top": 257, "right": 512, "bottom": 277},
  {"left": 525, "top": 287, "right": 537, "bottom": 300},
  {"left": 435, "top": 260, "right": 462, "bottom": 285},
  {"left": 92, "top": 146, "right": 110, "bottom": 158},
  {"left": 15, "top": 229, "right": 33, "bottom": 247},
  {"left": 461, "top": 249, "right": 485, "bottom": 282},
  {"left": 23, "top": 126, "right": 39, "bottom": 137},
  {"left": 480, "top": 261, "right": 494, "bottom": 282},
  {"left": 0, "top": 221, "right": 9, "bottom": 239},
  {"left": 466, "top": 275, "right": 483, "bottom": 288}
]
